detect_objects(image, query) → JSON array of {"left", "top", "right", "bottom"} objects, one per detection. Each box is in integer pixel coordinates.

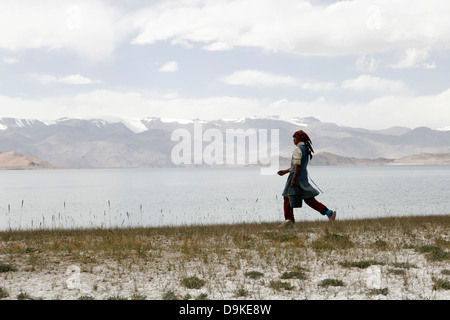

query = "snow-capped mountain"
[{"left": 1, "top": 116, "right": 449, "bottom": 168}]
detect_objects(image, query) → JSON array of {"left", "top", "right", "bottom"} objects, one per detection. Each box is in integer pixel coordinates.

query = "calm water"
[{"left": 0, "top": 166, "right": 449, "bottom": 230}]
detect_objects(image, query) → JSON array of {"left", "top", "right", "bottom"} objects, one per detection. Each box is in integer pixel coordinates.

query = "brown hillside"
[{"left": 0, "top": 151, "right": 54, "bottom": 169}]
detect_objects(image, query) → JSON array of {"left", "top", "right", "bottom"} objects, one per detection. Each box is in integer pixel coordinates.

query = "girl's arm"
[{"left": 277, "top": 168, "right": 290, "bottom": 176}]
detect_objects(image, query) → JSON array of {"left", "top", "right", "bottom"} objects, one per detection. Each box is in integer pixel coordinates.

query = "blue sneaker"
[{"left": 328, "top": 211, "right": 336, "bottom": 222}]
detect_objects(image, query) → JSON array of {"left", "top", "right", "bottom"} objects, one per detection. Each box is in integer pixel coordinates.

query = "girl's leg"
[
  {"left": 304, "top": 197, "right": 329, "bottom": 215},
  {"left": 283, "top": 197, "right": 295, "bottom": 222},
  {"left": 304, "top": 197, "right": 336, "bottom": 220}
]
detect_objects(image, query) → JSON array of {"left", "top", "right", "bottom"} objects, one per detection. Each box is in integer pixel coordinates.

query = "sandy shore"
[{"left": 0, "top": 216, "right": 449, "bottom": 300}]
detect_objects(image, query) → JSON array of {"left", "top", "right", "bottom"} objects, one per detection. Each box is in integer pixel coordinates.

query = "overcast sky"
[{"left": 1, "top": 0, "right": 450, "bottom": 130}]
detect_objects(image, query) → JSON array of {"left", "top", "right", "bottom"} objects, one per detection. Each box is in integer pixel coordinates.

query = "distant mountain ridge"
[
  {"left": 1, "top": 116, "right": 449, "bottom": 168},
  {"left": 305, "top": 152, "right": 450, "bottom": 166}
]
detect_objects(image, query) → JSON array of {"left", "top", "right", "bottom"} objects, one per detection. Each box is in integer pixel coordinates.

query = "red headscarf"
[{"left": 293, "top": 130, "right": 314, "bottom": 159}]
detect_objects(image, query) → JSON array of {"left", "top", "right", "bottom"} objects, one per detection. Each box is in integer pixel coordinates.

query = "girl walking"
[{"left": 278, "top": 130, "right": 336, "bottom": 228}]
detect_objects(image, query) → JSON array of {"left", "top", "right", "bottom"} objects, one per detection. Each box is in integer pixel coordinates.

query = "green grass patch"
[
  {"left": 181, "top": 276, "right": 206, "bottom": 289},
  {"left": 0, "top": 263, "right": 17, "bottom": 273},
  {"left": 318, "top": 278, "right": 345, "bottom": 287},
  {"left": 387, "top": 268, "right": 406, "bottom": 275},
  {"left": 391, "top": 262, "right": 417, "bottom": 269},
  {"left": 0, "top": 287, "right": 9, "bottom": 299},
  {"left": 244, "top": 270, "right": 264, "bottom": 279},
  {"left": 368, "top": 288, "right": 389, "bottom": 296},
  {"left": 162, "top": 290, "right": 181, "bottom": 300},
  {"left": 195, "top": 293, "right": 209, "bottom": 300},
  {"left": 234, "top": 288, "right": 249, "bottom": 298},
  {"left": 416, "top": 245, "right": 449, "bottom": 261},
  {"left": 280, "top": 266, "right": 308, "bottom": 280},
  {"left": 269, "top": 280, "right": 294, "bottom": 291},
  {"left": 441, "top": 269, "right": 450, "bottom": 276},
  {"left": 432, "top": 277, "right": 450, "bottom": 290},
  {"left": 339, "top": 260, "right": 385, "bottom": 269}
]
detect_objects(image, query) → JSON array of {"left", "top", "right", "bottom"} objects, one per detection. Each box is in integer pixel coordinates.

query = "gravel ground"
[
  {"left": 1, "top": 219, "right": 449, "bottom": 301},
  {"left": 1, "top": 249, "right": 449, "bottom": 300}
]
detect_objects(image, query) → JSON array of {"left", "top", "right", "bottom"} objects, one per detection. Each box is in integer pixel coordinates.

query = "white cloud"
[
  {"left": 29, "top": 74, "right": 102, "bottom": 85},
  {"left": 58, "top": 74, "right": 102, "bottom": 85},
  {"left": 356, "top": 56, "right": 377, "bottom": 72},
  {"left": 360, "top": 88, "right": 450, "bottom": 128},
  {"left": 2, "top": 0, "right": 449, "bottom": 64},
  {"left": 389, "top": 48, "right": 437, "bottom": 69},
  {"left": 29, "top": 74, "right": 58, "bottom": 85},
  {"left": 3, "top": 57, "right": 19, "bottom": 64},
  {"left": 202, "top": 41, "right": 234, "bottom": 51},
  {"left": 220, "top": 70, "right": 299, "bottom": 87},
  {"left": 341, "top": 75, "right": 409, "bottom": 94},
  {"left": 0, "top": 0, "right": 124, "bottom": 60},
  {"left": 220, "top": 70, "right": 336, "bottom": 91},
  {"left": 129, "top": 0, "right": 450, "bottom": 58},
  {"left": 158, "top": 61, "right": 178, "bottom": 72},
  {"left": 300, "top": 82, "right": 336, "bottom": 91}
]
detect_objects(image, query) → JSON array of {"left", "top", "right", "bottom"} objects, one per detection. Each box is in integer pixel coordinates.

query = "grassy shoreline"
[{"left": 1, "top": 215, "right": 449, "bottom": 300}]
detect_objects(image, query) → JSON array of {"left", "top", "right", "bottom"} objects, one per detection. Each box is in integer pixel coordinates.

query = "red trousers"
[{"left": 283, "top": 196, "right": 328, "bottom": 222}]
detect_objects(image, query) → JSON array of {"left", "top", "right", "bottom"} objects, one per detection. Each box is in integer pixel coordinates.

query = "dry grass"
[{"left": 0, "top": 215, "right": 449, "bottom": 300}]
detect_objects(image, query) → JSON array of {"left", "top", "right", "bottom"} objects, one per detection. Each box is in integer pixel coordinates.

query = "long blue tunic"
[{"left": 282, "top": 144, "right": 320, "bottom": 200}]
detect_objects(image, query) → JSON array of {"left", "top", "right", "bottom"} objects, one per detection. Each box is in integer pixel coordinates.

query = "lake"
[{"left": 0, "top": 166, "right": 449, "bottom": 230}]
